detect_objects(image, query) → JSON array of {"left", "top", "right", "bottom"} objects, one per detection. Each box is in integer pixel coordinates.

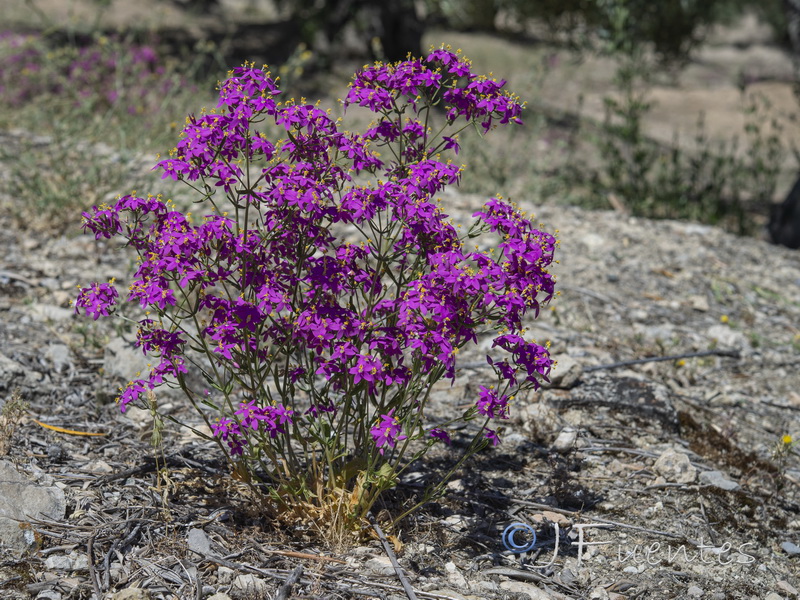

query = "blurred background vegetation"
[{"left": 1, "top": 0, "right": 798, "bottom": 238}]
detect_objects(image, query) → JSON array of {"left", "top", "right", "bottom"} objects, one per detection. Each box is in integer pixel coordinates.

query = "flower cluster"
[
  {"left": 0, "top": 31, "right": 186, "bottom": 115},
  {"left": 77, "top": 47, "right": 556, "bottom": 522},
  {"left": 75, "top": 281, "right": 119, "bottom": 321}
]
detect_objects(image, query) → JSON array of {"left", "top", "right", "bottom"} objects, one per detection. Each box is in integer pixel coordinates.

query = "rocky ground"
[
  {"left": 0, "top": 178, "right": 798, "bottom": 599},
  {"left": 1, "top": 3, "right": 799, "bottom": 599}
]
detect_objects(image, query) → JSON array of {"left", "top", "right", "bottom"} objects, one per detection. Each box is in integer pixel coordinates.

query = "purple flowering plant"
[{"left": 77, "top": 46, "right": 557, "bottom": 532}]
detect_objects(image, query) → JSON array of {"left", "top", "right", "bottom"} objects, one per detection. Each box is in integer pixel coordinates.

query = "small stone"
[
  {"left": 444, "top": 561, "right": 467, "bottom": 588},
  {"left": 121, "top": 406, "right": 153, "bottom": 429},
  {"left": 217, "top": 566, "right": 235, "bottom": 585},
  {"left": 111, "top": 589, "right": 151, "bottom": 600},
  {"left": 689, "top": 295, "right": 709, "bottom": 312},
  {"left": 44, "top": 555, "right": 73, "bottom": 571},
  {"left": 83, "top": 460, "right": 114, "bottom": 474},
  {"left": 446, "top": 479, "right": 465, "bottom": 493},
  {"left": 207, "top": 594, "right": 233, "bottom": 600},
  {"left": 589, "top": 586, "right": 610, "bottom": 600},
  {"left": 622, "top": 566, "right": 639, "bottom": 574},
  {"left": 231, "top": 574, "right": 269, "bottom": 599},
  {"left": 443, "top": 515, "right": 471, "bottom": 530},
  {"left": 70, "top": 552, "right": 88, "bottom": 570},
  {"left": 366, "top": 556, "right": 395, "bottom": 576},
  {"left": 653, "top": 449, "right": 697, "bottom": 484},
  {"left": 46, "top": 444, "right": 67, "bottom": 461},
  {"left": 546, "top": 355, "right": 583, "bottom": 389},
  {"left": 530, "top": 510, "right": 571, "bottom": 526},
  {"left": 778, "top": 580, "right": 799, "bottom": 597},
  {"left": 28, "top": 304, "right": 73, "bottom": 322},
  {"left": 44, "top": 344, "right": 71, "bottom": 373},
  {"left": 687, "top": 585, "right": 704, "bottom": 597},
  {"left": 765, "top": 593, "right": 783, "bottom": 600},
  {"left": 36, "top": 591, "right": 62, "bottom": 600},
  {"left": 187, "top": 528, "right": 212, "bottom": 556},
  {"left": 780, "top": 541, "right": 800, "bottom": 556},
  {"left": 498, "top": 581, "right": 553, "bottom": 599},
  {"left": 503, "top": 432, "right": 529, "bottom": 448},
  {"left": 699, "top": 470, "right": 740, "bottom": 491},
  {"left": 551, "top": 427, "right": 578, "bottom": 453},
  {"left": 103, "top": 337, "right": 151, "bottom": 382},
  {"left": 706, "top": 324, "right": 747, "bottom": 349},
  {"left": 0, "top": 461, "right": 66, "bottom": 550}
]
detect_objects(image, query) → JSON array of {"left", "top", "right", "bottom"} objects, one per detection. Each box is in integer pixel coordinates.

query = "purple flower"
[
  {"left": 484, "top": 427, "right": 501, "bottom": 447},
  {"left": 371, "top": 409, "right": 407, "bottom": 455},
  {"left": 118, "top": 379, "right": 148, "bottom": 412},
  {"left": 349, "top": 353, "right": 384, "bottom": 386},
  {"left": 211, "top": 417, "right": 240, "bottom": 441},
  {"left": 75, "top": 282, "right": 119, "bottom": 320},
  {"left": 476, "top": 386, "right": 510, "bottom": 419},
  {"left": 430, "top": 427, "right": 451, "bottom": 445}
]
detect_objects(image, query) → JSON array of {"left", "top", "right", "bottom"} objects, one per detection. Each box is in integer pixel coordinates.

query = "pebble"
[
  {"left": 187, "top": 528, "right": 212, "bottom": 556},
  {"left": 44, "top": 555, "right": 73, "bottom": 571},
  {"left": 551, "top": 426, "right": 578, "bottom": 453},
  {"left": 444, "top": 561, "right": 468, "bottom": 588},
  {"left": 780, "top": 541, "right": 800, "bottom": 556},
  {"left": 778, "top": 580, "right": 799, "bottom": 596},
  {"left": 699, "top": 470, "right": 740, "bottom": 491},
  {"left": 366, "top": 556, "right": 395, "bottom": 576},
  {"left": 36, "top": 592, "right": 61, "bottom": 600},
  {"left": 546, "top": 354, "right": 583, "bottom": 388},
  {"left": 446, "top": 478, "right": 466, "bottom": 493},
  {"left": 706, "top": 324, "right": 747, "bottom": 349},
  {"left": 0, "top": 461, "right": 66, "bottom": 550},
  {"left": 207, "top": 595, "right": 233, "bottom": 600},
  {"left": 653, "top": 448, "right": 697, "bottom": 484},
  {"left": 216, "top": 566, "right": 235, "bottom": 585},
  {"left": 443, "top": 515, "right": 472, "bottom": 530},
  {"left": 111, "top": 589, "right": 151, "bottom": 600},
  {"left": 46, "top": 444, "right": 67, "bottom": 461},
  {"left": 231, "top": 574, "right": 269, "bottom": 599},
  {"left": 27, "top": 303, "right": 73, "bottom": 322},
  {"left": 589, "top": 586, "right": 610, "bottom": 600},
  {"left": 44, "top": 343, "right": 71, "bottom": 373},
  {"left": 687, "top": 585, "right": 704, "bottom": 597},
  {"left": 765, "top": 593, "right": 784, "bottom": 600},
  {"left": 499, "top": 581, "right": 554, "bottom": 599}
]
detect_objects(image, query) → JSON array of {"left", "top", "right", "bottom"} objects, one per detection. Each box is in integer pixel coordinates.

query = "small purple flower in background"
[{"left": 371, "top": 409, "right": 407, "bottom": 455}]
